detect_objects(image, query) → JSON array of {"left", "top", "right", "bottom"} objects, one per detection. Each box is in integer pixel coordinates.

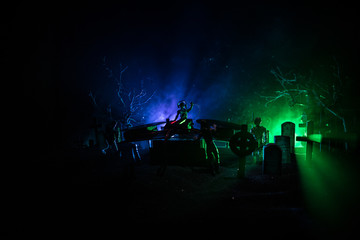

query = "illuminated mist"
[
  {"left": 262, "top": 104, "right": 305, "bottom": 146},
  {"left": 124, "top": 58, "right": 307, "bottom": 141},
  {"left": 142, "top": 56, "right": 234, "bottom": 128}
]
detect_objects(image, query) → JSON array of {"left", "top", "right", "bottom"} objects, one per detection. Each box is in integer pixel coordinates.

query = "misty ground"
[{"left": 12, "top": 145, "right": 360, "bottom": 237}]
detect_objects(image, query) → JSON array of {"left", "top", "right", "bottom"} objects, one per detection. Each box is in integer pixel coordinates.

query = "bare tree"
[
  {"left": 260, "top": 66, "right": 308, "bottom": 108},
  {"left": 101, "top": 57, "right": 156, "bottom": 128},
  {"left": 259, "top": 58, "right": 347, "bottom": 135}
]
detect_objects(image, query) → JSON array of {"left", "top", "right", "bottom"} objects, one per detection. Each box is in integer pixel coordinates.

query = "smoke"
[
  {"left": 245, "top": 100, "right": 306, "bottom": 146},
  {"left": 143, "top": 62, "right": 233, "bottom": 127}
]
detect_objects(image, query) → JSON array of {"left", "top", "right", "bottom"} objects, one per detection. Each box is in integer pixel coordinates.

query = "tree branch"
[
  {"left": 270, "top": 67, "right": 299, "bottom": 106},
  {"left": 101, "top": 57, "right": 156, "bottom": 126},
  {"left": 312, "top": 89, "right": 347, "bottom": 133}
]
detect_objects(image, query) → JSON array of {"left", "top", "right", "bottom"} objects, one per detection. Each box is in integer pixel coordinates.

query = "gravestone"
[
  {"left": 274, "top": 135, "right": 291, "bottom": 164},
  {"left": 263, "top": 143, "right": 282, "bottom": 175},
  {"left": 229, "top": 124, "right": 257, "bottom": 178},
  {"left": 281, "top": 121, "right": 295, "bottom": 154}
]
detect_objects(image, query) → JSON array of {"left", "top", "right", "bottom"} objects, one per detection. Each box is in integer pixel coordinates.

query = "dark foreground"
[{"left": 11, "top": 146, "right": 360, "bottom": 237}]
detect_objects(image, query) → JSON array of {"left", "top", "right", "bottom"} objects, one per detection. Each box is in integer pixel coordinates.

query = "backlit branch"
[
  {"left": 270, "top": 67, "right": 297, "bottom": 87},
  {"left": 259, "top": 89, "right": 308, "bottom": 107},
  {"left": 261, "top": 62, "right": 347, "bottom": 138},
  {"left": 260, "top": 67, "right": 306, "bottom": 107},
  {"left": 101, "top": 57, "right": 156, "bottom": 127},
  {"left": 312, "top": 89, "right": 347, "bottom": 133}
]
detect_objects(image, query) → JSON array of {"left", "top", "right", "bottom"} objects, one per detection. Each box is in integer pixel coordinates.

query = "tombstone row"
[{"left": 263, "top": 122, "right": 295, "bottom": 175}]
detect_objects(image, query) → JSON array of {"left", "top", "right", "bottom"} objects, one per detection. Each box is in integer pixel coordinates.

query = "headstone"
[
  {"left": 263, "top": 143, "right": 282, "bottom": 175},
  {"left": 281, "top": 121, "right": 295, "bottom": 153},
  {"left": 229, "top": 124, "right": 258, "bottom": 178},
  {"left": 274, "top": 135, "right": 291, "bottom": 164}
]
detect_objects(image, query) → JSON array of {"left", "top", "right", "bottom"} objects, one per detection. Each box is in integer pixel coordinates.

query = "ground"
[{"left": 12, "top": 144, "right": 360, "bottom": 237}]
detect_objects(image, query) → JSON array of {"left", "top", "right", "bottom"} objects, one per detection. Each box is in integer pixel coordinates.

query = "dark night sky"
[{"left": 14, "top": 0, "right": 359, "bottom": 147}]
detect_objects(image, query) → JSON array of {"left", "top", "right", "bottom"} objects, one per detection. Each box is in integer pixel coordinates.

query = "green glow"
[
  {"left": 146, "top": 125, "right": 157, "bottom": 131},
  {"left": 246, "top": 104, "right": 306, "bottom": 147},
  {"left": 179, "top": 119, "right": 186, "bottom": 125},
  {"left": 237, "top": 93, "right": 358, "bottom": 229},
  {"left": 307, "top": 134, "right": 322, "bottom": 143},
  {"left": 296, "top": 149, "right": 358, "bottom": 228}
]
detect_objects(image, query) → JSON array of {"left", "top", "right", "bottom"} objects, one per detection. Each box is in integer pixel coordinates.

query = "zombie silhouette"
[
  {"left": 102, "top": 120, "right": 119, "bottom": 155},
  {"left": 163, "top": 100, "right": 195, "bottom": 141},
  {"left": 199, "top": 122, "right": 220, "bottom": 175},
  {"left": 175, "top": 100, "right": 193, "bottom": 120},
  {"left": 250, "top": 117, "right": 267, "bottom": 163},
  {"left": 172, "top": 100, "right": 194, "bottom": 129}
]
